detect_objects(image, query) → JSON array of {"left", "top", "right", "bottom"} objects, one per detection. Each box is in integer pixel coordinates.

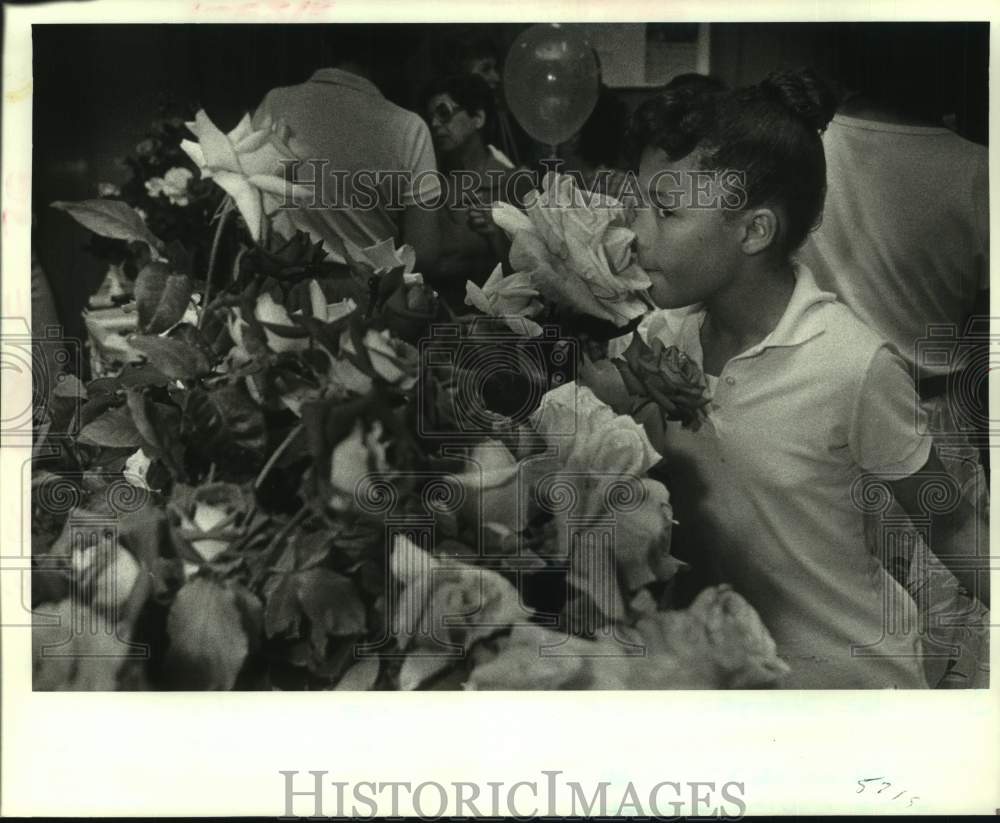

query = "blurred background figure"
[
  {"left": 799, "top": 24, "right": 990, "bottom": 688},
  {"left": 800, "top": 25, "right": 988, "bottom": 468},
  {"left": 437, "top": 29, "right": 539, "bottom": 169},
  {"left": 252, "top": 26, "right": 442, "bottom": 271},
  {"left": 421, "top": 73, "right": 535, "bottom": 310}
]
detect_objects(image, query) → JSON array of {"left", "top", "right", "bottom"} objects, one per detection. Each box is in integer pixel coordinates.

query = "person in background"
[
  {"left": 252, "top": 26, "right": 441, "bottom": 271},
  {"left": 625, "top": 68, "right": 988, "bottom": 688},
  {"left": 439, "top": 31, "right": 538, "bottom": 170},
  {"left": 799, "top": 27, "right": 990, "bottom": 687},
  {"left": 800, "top": 32, "right": 988, "bottom": 461},
  {"left": 421, "top": 73, "right": 534, "bottom": 310}
]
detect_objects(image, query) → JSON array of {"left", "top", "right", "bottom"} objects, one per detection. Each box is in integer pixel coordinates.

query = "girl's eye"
[{"left": 656, "top": 208, "right": 675, "bottom": 219}]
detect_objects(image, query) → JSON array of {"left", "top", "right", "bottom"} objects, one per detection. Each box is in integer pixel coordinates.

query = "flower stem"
[
  {"left": 199, "top": 198, "right": 235, "bottom": 330},
  {"left": 253, "top": 423, "right": 303, "bottom": 492}
]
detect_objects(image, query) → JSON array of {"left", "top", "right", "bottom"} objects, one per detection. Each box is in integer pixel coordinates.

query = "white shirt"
[
  {"left": 801, "top": 114, "right": 989, "bottom": 378},
  {"left": 253, "top": 68, "right": 442, "bottom": 260},
  {"left": 647, "top": 265, "right": 932, "bottom": 688}
]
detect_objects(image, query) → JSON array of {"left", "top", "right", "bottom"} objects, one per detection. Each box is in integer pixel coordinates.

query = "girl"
[{"left": 624, "top": 69, "right": 988, "bottom": 688}]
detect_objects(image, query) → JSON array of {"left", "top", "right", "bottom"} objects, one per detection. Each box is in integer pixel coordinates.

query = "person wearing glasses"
[{"left": 421, "top": 73, "right": 534, "bottom": 309}]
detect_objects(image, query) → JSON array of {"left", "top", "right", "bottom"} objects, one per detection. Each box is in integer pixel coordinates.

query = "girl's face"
[{"left": 632, "top": 147, "right": 745, "bottom": 308}]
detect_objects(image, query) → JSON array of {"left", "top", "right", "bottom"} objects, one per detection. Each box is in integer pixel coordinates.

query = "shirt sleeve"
[
  {"left": 849, "top": 345, "right": 932, "bottom": 477},
  {"left": 397, "top": 115, "right": 442, "bottom": 208}
]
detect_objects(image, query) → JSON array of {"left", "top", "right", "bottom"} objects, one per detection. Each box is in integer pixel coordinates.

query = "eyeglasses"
[{"left": 428, "top": 101, "right": 463, "bottom": 126}]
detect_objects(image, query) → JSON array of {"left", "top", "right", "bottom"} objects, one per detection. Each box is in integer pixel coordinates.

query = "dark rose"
[{"left": 614, "top": 333, "right": 710, "bottom": 430}]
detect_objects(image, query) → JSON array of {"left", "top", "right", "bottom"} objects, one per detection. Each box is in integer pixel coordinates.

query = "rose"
[
  {"left": 228, "top": 280, "right": 356, "bottom": 356},
  {"left": 531, "top": 382, "right": 661, "bottom": 480},
  {"left": 328, "top": 419, "right": 389, "bottom": 512},
  {"left": 466, "top": 584, "right": 789, "bottom": 690},
  {"left": 170, "top": 483, "right": 256, "bottom": 570},
  {"left": 614, "top": 333, "right": 711, "bottom": 431},
  {"left": 464, "top": 266, "right": 544, "bottom": 336},
  {"left": 450, "top": 439, "right": 527, "bottom": 533},
  {"left": 145, "top": 167, "right": 194, "bottom": 206},
  {"left": 180, "top": 109, "right": 308, "bottom": 243},
  {"left": 391, "top": 536, "right": 523, "bottom": 652},
  {"left": 72, "top": 540, "right": 141, "bottom": 613},
  {"left": 529, "top": 382, "right": 668, "bottom": 618},
  {"left": 337, "top": 328, "right": 418, "bottom": 393},
  {"left": 492, "top": 172, "right": 652, "bottom": 327}
]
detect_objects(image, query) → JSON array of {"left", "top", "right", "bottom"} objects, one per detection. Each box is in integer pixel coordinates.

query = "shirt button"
[{"left": 725, "top": 376, "right": 736, "bottom": 386}]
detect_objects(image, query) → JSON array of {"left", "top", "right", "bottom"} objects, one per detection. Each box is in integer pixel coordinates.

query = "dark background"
[{"left": 31, "top": 22, "right": 989, "bottom": 345}]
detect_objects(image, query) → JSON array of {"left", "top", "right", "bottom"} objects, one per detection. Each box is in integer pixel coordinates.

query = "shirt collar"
[
  {"left": 675, "top": 262, "right": 836, "bottom": 362},
  {"left": 757, "top": 262, "right": 837, "bottom": 350},
  {"left": 308, "top": 68, "right": 383, "bottom": 98}
]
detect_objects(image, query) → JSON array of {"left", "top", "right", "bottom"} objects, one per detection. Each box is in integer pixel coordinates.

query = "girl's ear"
[
  {"left": 472, "top": 109, "right": 487, "bottom": 131},
  {"left": 739, "top": 207, "right": 780, "bottom": 255}
]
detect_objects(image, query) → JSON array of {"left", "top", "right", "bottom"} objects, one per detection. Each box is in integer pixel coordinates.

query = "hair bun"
[{"left": 760, "top": 68, "right": 838, "bottom": 132}]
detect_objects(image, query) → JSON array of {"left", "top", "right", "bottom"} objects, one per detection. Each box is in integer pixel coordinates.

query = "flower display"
[{"left": 38, "top": 113, "right": 787, "bottom": 694}]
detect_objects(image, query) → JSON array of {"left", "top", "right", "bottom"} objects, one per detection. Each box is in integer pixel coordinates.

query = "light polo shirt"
[
  {"left": 253, "top": 68, "right": 442, "bottom": 259},
  {"left": 649, "top": 264, "right": 933, "bottom": 688},
  {"left": 800, "top": 114, "right": 989, "bottom": 378}
]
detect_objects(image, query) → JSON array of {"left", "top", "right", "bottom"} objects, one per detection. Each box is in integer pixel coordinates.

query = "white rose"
[
  {"left": 180, "top": 109, "right": 309, "bottom": 242},
  {"left": 492, "top": 172, "right": 651, "bottom": 327},
  {"left": 532, "top": 381, "right": 661, "bottom": 478},
  {"left": 450, "top": 439, "right": 527, "bottom": 533}
]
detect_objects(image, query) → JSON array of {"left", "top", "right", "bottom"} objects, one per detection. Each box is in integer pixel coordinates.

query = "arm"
[
  {"left": 887, "top": 447, "right": 990, "bottom": 608},
  {"left": 400, "top": 201, "right": 441, "bottom": 273}
]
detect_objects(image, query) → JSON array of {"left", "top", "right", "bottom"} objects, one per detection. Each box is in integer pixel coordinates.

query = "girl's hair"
[{"left": 626, "top": 67, "right": 838, "bottom": 254}]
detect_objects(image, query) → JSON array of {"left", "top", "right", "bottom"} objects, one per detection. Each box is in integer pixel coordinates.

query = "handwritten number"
[
  {"left": 857, "top": 777, "right": 884, "bottom": 793},
  {"left": 878, "top": 782, "right": 892, "bottom": 794}
]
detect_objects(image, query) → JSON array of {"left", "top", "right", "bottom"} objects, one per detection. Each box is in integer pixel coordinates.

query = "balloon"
[{"left": 503, "top": 24, "right": 601, "bottom": 148}]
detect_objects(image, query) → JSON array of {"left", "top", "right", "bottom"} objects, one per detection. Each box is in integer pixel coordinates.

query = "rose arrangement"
[{"left": 32, "top": 110, "right": 787, "bottom": 691}]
